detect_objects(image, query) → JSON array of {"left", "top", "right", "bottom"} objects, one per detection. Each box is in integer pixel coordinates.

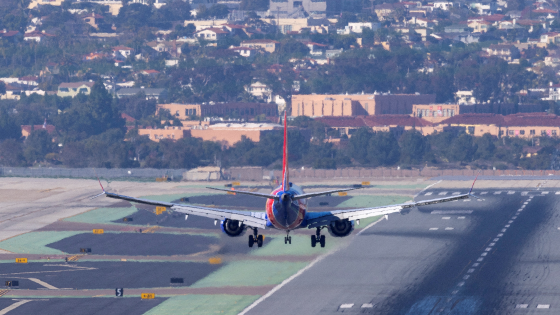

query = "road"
[{"left": 244, "top": 188, "right": 560, "bottom": 314}]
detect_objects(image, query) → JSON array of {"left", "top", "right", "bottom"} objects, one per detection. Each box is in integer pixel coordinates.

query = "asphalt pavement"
[{"left": 243, "top": 188, "right": 560, "bottom": 315}]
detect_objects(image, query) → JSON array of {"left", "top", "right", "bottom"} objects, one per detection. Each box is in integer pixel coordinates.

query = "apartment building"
[{"left": 156, "top": 102, "right": 278, "bottom": 120}]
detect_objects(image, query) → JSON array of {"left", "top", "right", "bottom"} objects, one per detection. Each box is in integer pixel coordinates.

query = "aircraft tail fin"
[{"left": 281, "top": 111, "right": 289, "bottom": 192}]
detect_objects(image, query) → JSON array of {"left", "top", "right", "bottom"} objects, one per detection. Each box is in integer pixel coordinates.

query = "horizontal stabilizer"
[
  {"left": 292, "top": 188, "right": 357, "bottom": 200},
  {"left": 206, "top": 187, "right": 279, "bottom": 200}
]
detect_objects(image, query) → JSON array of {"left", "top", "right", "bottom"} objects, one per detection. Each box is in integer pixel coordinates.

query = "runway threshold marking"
[
  {"left": 494, "top": 191, "right": 502, "bottom": 195},
  {"left": 536, "top": 304, "right": 550, "bottom": 309},
  {"left": 556, "top": 191, "right": 560, "bottom": 195},
  {"left": 0, "top": 300, "right": 33, "bottom": 315}
]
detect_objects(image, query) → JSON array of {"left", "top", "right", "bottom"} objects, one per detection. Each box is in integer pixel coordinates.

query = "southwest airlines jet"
[{"left": 96, "top": 112, "right": 476, "bottom": 248}]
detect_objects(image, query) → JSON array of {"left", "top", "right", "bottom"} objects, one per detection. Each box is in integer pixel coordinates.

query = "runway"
[{"left": 244, "top": 188, "right": 560, "bottom": 314}]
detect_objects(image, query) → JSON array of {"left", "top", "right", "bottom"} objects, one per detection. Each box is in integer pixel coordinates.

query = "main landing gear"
[
  {"left": 248, "top": 228, "right": 264, "bottom": 248},
  {"left": 284, "top": 231, "right": 292, "bottom": 244},
  {"left": 311, "top": 227, "right": 326, "bottom": 248}
]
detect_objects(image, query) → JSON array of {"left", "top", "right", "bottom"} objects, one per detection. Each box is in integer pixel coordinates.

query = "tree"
[
  {"left": 448, "top": 134, "right": 477, "bottom": 162},
  {"left": 348, "top": 128, "right": 372, "bottom": 164},
  {"left": 0, "top": 81, "right": 6, "bottom": 95},
  {"left": 0, "top": 109, "right": 21, "bottom": 140},
  {"left": 23, "top": 129, "right": 52, "bottom": 163},
  {"left": 399, "top": 130, "right": 428, "bottom": 164},
  {"left": 475, "top": 133, "right": 496, "bottom": 160},
  {"left": 0, "top": 139, "right": 25, "bottom": 166},
  {"left": 367, "top": 132, "right": 400, "bottom": 166}
]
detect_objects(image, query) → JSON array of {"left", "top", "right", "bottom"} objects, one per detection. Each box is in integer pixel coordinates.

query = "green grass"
[
  {"left": 142, "top": 295, "right": 260, "bottom": 315},
  {"left": 372, "top": 184, "right": 431, "bottom": 189},
  {"left": 64, "top": 207, "right": 138, "bottom": 224},
  {"left": 140, "top": 192, "right": 220, "bottom": 203},
  {"left": 190, "top": 260, "right": 308, "bottom": 288},
  {"left": 0, "top": 231, "right": 83, "bottom": 254},
  {"left": 337, "top": 195, "right": 411, "bottom": 208}
]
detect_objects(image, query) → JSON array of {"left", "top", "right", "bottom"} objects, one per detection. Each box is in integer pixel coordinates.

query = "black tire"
[
  {"left": 248, "top": 235, "right": 254, "bottom": 247},
  {"left": 257, "top": 235, "right": 264, "bottom": 247},
  {"left": 288, "top": 237, "right": 291, "bottom": 244},
  {"left": 311, "top": 235, "right": 316, "bottom": 247},
  {"left": 320, "top": 235, "right": 326, "bottom": 248},
  {"left": 284, "top": 237, "right": 287, "bottom": 244}
]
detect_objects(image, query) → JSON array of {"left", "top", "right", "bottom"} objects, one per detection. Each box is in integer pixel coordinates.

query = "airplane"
[{"left": 95, "top": 112, "right": 478, "bottom": 248}]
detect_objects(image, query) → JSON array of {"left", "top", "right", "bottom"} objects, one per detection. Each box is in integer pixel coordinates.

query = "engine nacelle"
[
  {"left": 327, "top": 219, "right": 354, "bottom": 237},
  {"left": 400, "top": 208, "right": 411, "bottom": 215},
  {"left": 220, "top": 219, "right": 246, "bottom": 237}
]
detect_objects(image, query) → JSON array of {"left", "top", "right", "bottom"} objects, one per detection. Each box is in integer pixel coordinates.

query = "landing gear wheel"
[
  {"left": 284, "top": 237, "right": 287, "bottom": 244},
  {"left": 285, "top": 236, "right": 292, "bottom": 244},
  {"left": 248, "top": 235, "right": 254, "bottom": 247},
  {"left": 320, "top": 235, "right": 326, "bottom": 248},
  {"left": 288, "top": 236, "right": 291, "bottom": 244},
  {"left": 311, "top": 235, "right": 317, "bottom": 247},
  {"left": 257, "top": 234, "right": 264, "bottom": 247}
]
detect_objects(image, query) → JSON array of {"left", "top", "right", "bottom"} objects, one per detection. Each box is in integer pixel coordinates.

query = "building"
[
  {"left": 455, "top": 91, "right": 476, "bottom": 105},
  {"left": 156, "top": 102, "right": 278, "bottom": 120},
  {"left": 240, "top": 39, "right": 279, "bottom": 53},
  {"left": 245, "top": 81, "right": 272, "bottom": 102},
  {"left": 116, "top": 88, "right": 167, "bottom": 100},
  {"left": 267, "top": 0, "right": 327, "bottom": 18},
  {"left": 340, "top": 22, "right": 380, "bottom": 34},
  {"left": 195, "top": 28, "right": 229, "bottom": 41},
  {"left": 486, "top": 44, "right": 520, "bottom": 61},
  {"left": 57, "top": 82, "right": 95, "bottom": 98},
  {"left": 316, "top": 115, "right": 436, "bottom": 139},
  {"left": 21, "top": 123, "right": 56, "bottom": 138},
  {"left": 412, "top": 104, "right": 460, "bottom": 122},
  {"left": 28, "top": 0, "right": 64, "bottom": 8},
  {"left": 138, "top": 126, "right": 190, "bottom": 142},
  {"left": 291, "top": 93, "right": 436, "bottom": 117},
  {"left": 112, "top": 46, "right": 134, "bottom": 58},
  {"left": 190, "top": 123, "right": 283, "bottom": 147},
  {"left": 23, "top": 30, "right": 55, "bottom": 42},
  {"left": 82, "top": 13, "right": 104, "bottom": 29}
]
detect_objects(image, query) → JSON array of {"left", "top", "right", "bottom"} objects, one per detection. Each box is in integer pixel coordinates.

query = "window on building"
[
  {"left": 530, "top": 130, "right": 535, "bottom": 135},
  {"left": 520, "top": 130, "right": 525, "bottom": 135},
  {"left": 79, "top": 88, "right": 88, "bottom": 93},
  {"left": 59, "top": 88, "right": 69, "bottom": 92},
  {"left": 541, "top": 130, "right": 547, "bottom": 136},
  {"left": 499, "top": 130, "right": 504, "bottom": 135},
  {"left": 553, "top": 130, "right": 558, "bottom": 136},
  {"left": 467, "top": 126, "right": 475, "bottom": 134},
  {"left": 508, "top": 130, "right": 514, "bottom": 135}
]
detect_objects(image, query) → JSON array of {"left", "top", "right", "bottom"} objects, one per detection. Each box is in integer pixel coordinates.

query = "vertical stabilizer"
[{"left": 281, "top": 111, "right": 289, "bottom": 192}]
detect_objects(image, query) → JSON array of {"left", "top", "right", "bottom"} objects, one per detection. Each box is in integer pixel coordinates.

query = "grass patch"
[
  {"left": 337, "top": 195, "right": 411, "bottom": 208},
  {"left": 190, "top": 260, "right": 307, "bottom": 288},
  {"left": 0, "top": 231, "right": 82, "bottom": 254},
  {"left": 143, "top": 295, "right": 259, "bottom": 315},
  {"left": 372, "top": 184, "right": 430, "bottom": 189},
  {"left": 64, "top": 207, "right": 138, "bottom": 224}
]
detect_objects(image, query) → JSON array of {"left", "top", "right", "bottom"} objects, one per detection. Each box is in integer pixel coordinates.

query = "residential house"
[
  {"left": 305, "top": 42, "right": 328, "bottom": 56},
  {"left": 408, "top": 17, "right": 436, "bottom": 28},
  {"left": 57, "top": 82, "right": 95, "bottom": 98},
  {"left": 433, "top": 1, "right": 453, "bottom": 10},
  {"left": 146, "top": 40, "right": 182, "bottom": 57},
  {"left": 28, "top": 0, "right": 64, "bottom": 9},
  {"left": 229, "top": 46, "right": 259, "bottom": 58},
  {"left": 455, "top": 90, "right": 477, "bottom": 105},
  {"left": 23, "top": 30, "right": 55, "bottom": 42},
  {"left": 140, "top": 70, "right": 160, "bottom": 77},
  {"left": 240, "top": 39, "right": 279, "bottom": 53},
  {"left": 540, "top": 32, "right": 560, "bottom": 44},
  {"left": 545, "top": 82, "right": 560, "bottom": 101},
  {"left": 117, "top": 88, "right": 167, "bottom": 100},
  {"left": 444, "top": 25, "right": 471, "bottom": 33},
  {"left": 374, "top": 3, "right": 397, "bottom": 21},
  {"left": 340, "top": 22, "right": 380, "bottom": 34},
  {"left": 469, "top": 1, "right": 497, "bottom": 15},
  {"left": 83, "top": 52, "right": 107, "bottom": 61},
  {"left": 195, "top": 28, "right": 229, "bottom": 41},
  {"left": 112, "top": 46, "right": 134, "bottom": 59},
  {"left": 245, "top": 81, "right": 272, "bottom": 102},
  {"left": 0, "top": 30, "right": 21, "bottom": 42},
  {"left": 468, "top": 20, "right": 492, "bottom": 33},
  {"left": 82, "top": 13, "right": 104, "bottom": 29},
  {"left": 326, "top": 49, "right": 343, "bottom": 58},
  {"left": 486, "top": 44, "right": 520, "bottom": 61},
  {"left": 21, "top": 123, "right": 56, "bottom": 138}
]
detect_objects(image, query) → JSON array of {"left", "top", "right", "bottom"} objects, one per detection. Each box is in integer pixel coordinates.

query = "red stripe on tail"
[{"left": 281, "top": 111, "right": 289, "bottom": 192}]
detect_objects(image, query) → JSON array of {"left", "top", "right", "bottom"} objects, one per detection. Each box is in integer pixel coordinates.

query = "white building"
[
  {"left": 455, "top": 90, "right": 477, "bottom": 105},
  {"left": 245, "top": 81, "right": 272, "bottom": 102},
  {"left": 434, "top": 1, "right": 453, "bottom": 10},
  {"left": 339, "top": 22, "right": 380, "bottom": 34}
]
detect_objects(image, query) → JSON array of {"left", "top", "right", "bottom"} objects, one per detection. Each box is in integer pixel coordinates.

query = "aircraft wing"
[
  {"left": 103, "top": 192, "right": 267, "bottom": 229},
  {"left": 305, "top": 193, "right": 470, "bottom": 229}
]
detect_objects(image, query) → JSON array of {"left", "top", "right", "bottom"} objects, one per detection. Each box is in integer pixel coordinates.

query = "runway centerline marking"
[
  {"left": 507, "top": 191, "right": 515, "bottom": 194},
  {"left": 438, "top": 192, "right": 448, "bottom": 195},
  {"left": 515, "top": 304, "right": 528, "bottom": 309},
  {"left": 536, "top": 304, "right": 550, "bottom": 309},
  {"left": 442, "top": 217, "right": 451, "bottom": 220},
  {"left": 429, "top": 228, "right": 439, "bottom": 231},
  {"left": 340, "top": 304, "right": 354, "bottom": 309},
  {"left": 452, "top": 192, "right": 460, "bottom": 195},
  {"left": 424, "top": 192, "right": 433, "bottom": 196},
  {"left": 480, "top": 192, "right": 488, "bottom": 195},
  {"left": 445, "top": 227, "right": 454, "bottom": 230},
  {"left": 458, "top": 216, "right": 465, "bottom": 219},
  {"left": 0, "top": 300, "right": 33, "bottom": 315},
  {"left": 361, "top": 303, "right": 373, "bottom": 308},
  {"left": 494, "top": 191, "right": 502, "bottom": 195}
]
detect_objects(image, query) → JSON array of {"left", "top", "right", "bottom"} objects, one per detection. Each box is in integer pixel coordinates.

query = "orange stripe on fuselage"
[{"left": 266, "top": 187, "right": 306, "bottom": 230}]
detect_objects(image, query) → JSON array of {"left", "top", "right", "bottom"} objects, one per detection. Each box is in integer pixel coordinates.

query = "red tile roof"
[
  {"left": 113, "top": 46, "right": 133, "bottom": 51},
  {"left": 21, "top": 124, "right": 56, "bottom": 134},
  {"left": 440, "top": 113, "right": 560, "bottom": 127},
  {"left": 121, "top": 113, "right": 136, "bottom": 122},
  {"left": 316, "top": 115, "right": 433, "bottom": 128},
  {"left": 439, "top": 113, "right": 505, "bottom": 125}
]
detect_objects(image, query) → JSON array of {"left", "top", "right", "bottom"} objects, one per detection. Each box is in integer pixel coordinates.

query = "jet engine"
[
  {"left": 220, "top": 219, "right": 246, "bottom": 237},
  {"left": 327, "top": 219, "right": 354, "bottom": 237}
]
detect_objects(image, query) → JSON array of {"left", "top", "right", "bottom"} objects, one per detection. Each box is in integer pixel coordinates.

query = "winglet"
[
  {"left": 97, "top": 176, "right": 105, "bottom": 192},
  {"left": 468, "top": 171, "right": 480, "bottom": 195},
  {"left": 90, "top": 176, "right": 107, "bottom": 200}
]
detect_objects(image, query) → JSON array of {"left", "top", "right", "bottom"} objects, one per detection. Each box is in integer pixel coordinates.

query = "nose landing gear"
[
  {"left": 248, "top": 228, "right": 264, "bottom": 248},
  {"left": 311, "top": 227, "right": 326, "bottom": 248},
  {"left": 284, "top": 231, "right": 292, "bottom": 244}
]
